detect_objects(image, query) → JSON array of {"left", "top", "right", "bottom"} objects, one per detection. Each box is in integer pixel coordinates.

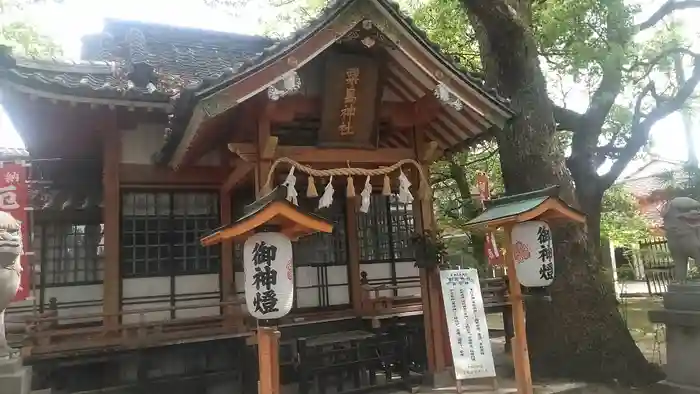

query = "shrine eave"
[
  {"left": 0, "top": 52, "right": 173, "bottom": 110},
  {"left": 201, "top": 187, "right": 333, "bottom": 246},
  {"left": 464, "top": 186, "right": 585, "bottom": 231},
  {"left": 156, "top": 0, "right": 516, "bottom": 170}
]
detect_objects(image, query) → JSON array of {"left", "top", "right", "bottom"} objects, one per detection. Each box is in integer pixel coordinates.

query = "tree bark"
[{"left": 460, "top": 0, "right": 664, "bottom": 386}]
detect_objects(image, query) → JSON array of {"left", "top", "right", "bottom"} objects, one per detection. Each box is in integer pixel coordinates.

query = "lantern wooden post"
[
  {"left": 200, "top": 187, "right": 333, "bottom": 394},
  {"left": 502, "top": 224, "right": 532, "bottom": 394},
  {"left": 257, "top": 326, "right": 281, "bottom": 394},
  {"left": 463, "top": 186, "right": 586, "bottom": 394}
]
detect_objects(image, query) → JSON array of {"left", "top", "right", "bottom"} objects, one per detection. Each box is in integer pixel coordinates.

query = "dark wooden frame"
[
  {"left": 120, "top": 190, "right": 222, "bottom": 278},
  {"left": 35, "top": 220, "right": 105, "bottom": 288},
  {"left": 356, "top": 194, "right": 417, "bottom": 297}
]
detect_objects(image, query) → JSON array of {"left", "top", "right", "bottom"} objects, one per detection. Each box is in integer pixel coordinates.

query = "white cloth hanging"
[
  {"left": 360, "top": 176, "right": 372, "bottom": 213},
  {"left": 282, "top": 167, "right": 298, "bottom": 206},
  {"left": 319, "top": 176, "right": 335, "bottom": 209},
  {"left": 397, "top": 169, "right": 414, "bottom": 205}
]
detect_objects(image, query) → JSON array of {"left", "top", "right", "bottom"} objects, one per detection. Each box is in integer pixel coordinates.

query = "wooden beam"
[
  {"left": 228, "top": 143, "right": 256, "bottom": 163},
  {"left": 228, "top": 144, "right": 415, "bottom": 164},
  {"left": 261, "top": 136, "right": 278, "bottom": 160},
  {"left": 221, "top": 159, "right": 254, "bottom": 194},
  {"left": 422, "top": 141, "right": 440, "bottom": 162},
  {"left": 260, "top": 95, "right": 442, "bottom": 129},
  {"left": 102, "top": 116, "right": 120, "bottom": 330},
  {"left": 266, "top": 96, "right": 319, "bottom": 123},
  {"left": 120, "top": 164, "right": 228, "bottom": 185},
  {"left": 256, "top": 111, "right": 273, "bottom": 196}
]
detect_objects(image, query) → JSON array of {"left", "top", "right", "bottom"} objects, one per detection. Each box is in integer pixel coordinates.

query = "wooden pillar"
[
  {"left": 412, "top": 128, "right": 447, "bottom": 376},
  {"left": 220, "top": 189, "right": 236, "bottom": 325},
  {"left": 346, "top": 199, "right": 362, "bottom": 314},
  {"left": 253, "top": 106, "right": 280, "bottom": 394},
  {"left": 102, "top": 115, "right": 120, "bottom": 329},
  {"left": 502, "top": 225, "right": 533, "bottom": 394}
]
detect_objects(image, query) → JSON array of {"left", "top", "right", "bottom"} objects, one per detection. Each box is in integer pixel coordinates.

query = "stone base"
[
  {"left": 649, "top": 282, "right": 700, "bottom": 391},
  {"left": 421, "top": 370, "right": 454, "bottom": 388},
  {"left": 658, "top": 381, "right": 700, "bottom": 394},
  {"left": 0, "top": 358, "right": 32, "bottom": 394}
]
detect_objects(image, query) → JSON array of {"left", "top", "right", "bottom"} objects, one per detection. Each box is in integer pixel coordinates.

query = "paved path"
[{"left": 617, "top": 280, "right": 652, "bottom": 296}]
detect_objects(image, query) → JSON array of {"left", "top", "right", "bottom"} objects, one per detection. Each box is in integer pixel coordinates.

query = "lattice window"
[
  {"left": 172, "top": 193, "right": 221, "bottom": 274},
  {"left": 356, "top": 194, "right": 418, "bottom": 295},
  {"left": 292, "top": 196, "right": 350, "bottom": 310},
  {"left": 38, "top": 221, "right": 104, "bottom": 286},
  {"left": 357, "top": 194, "right": 414, "bottom": 262},
  {"left": 389, "top": 199, "right": 415, "bottom": 260},
  {"left": 121, "top": 191, "right": 220, "bottom": 278}
]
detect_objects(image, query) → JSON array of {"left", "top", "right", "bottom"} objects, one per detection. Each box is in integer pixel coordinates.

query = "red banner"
[
  {"left": 475, "top": 172, "right": 501, "bottom": 266},
  {"left": 475, "top": 172, "right": 490, "bottom": 209},
  {"left": 0, "top": 162, "right": 30, "bottom": 301}
]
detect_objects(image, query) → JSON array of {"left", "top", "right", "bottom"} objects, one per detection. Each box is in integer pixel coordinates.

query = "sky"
[{"left": 0, "top": 0, "right": 697, "bottom": 178}]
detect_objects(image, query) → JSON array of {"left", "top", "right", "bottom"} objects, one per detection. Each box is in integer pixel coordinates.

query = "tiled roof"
[
  {"left": 81, "top": 19, "right": 274, "bottom": 96},
  {"left": 620, "top": 176, "right": 668, "bottom": 199},
  {"left": 0, "top": 18, "right": 273, "bottom": 104},
  {"left": 618, "top": 159, "right": 686, "bottom": 198},
  {"left": 29, "top": 186, "right": 102, "bottom": 211},
  {"left": 0, "top": 54, "right": 170, "bottom": 102},
  {"left": 0, "top": 147, "right": 29, "bottom": 159}
]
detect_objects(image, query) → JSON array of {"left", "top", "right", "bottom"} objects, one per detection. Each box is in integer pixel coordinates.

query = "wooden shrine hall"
[{"left": 0, "top": 0, "right": 514, "bottom": 392}]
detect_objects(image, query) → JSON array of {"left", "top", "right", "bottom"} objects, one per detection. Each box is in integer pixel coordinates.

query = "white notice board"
[{"left": 439, "top": 268, "right": 496, "bottom": 380}]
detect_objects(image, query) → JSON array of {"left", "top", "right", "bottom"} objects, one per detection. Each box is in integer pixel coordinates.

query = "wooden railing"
[
  {"left": 18, "top": 298, "right": 247, "bottom": 358},
  {"left": 360, "top": 276, "right": 511, "bottom": 316},
  {"left": 12, "top": 277, "right": 513, "bottom": 359},
  {"left": 360, "top": 281, "right": 422, "bottom": 315}
]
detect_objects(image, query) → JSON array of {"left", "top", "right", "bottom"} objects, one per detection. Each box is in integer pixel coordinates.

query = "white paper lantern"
[
  {"left": 510, "top": 221, "right": 554, "bottom": 287},
  {"left": 243, "top": 232, "right": 294, "bottom": 319}
]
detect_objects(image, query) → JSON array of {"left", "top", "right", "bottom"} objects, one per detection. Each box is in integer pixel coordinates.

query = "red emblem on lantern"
[{"left": 512, "top": 241, "right": 531, "bottom": 264}]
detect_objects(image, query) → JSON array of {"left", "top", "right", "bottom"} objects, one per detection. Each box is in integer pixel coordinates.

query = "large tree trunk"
[{"left": 460, "top": 0, "right": 663, "bottom": 386}]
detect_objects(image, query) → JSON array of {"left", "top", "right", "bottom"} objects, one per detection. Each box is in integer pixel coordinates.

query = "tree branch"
[
  {"left": 552, "top": 103, "right": 585, "bottom": 131},
  {"left": 602, "top": 52, "right": 700, "bottom": 186},
  {"left": 635, "top": 0, "right": 700, "bottom": 31},
  {"left": 582, "top": 7, "right": 629, "bottom": 132},
  {"left": 630, "top": 47, "right": 696, "bottom": 84},
  {"left": 448, "top": 156, "right": 474, "bottom": 200},
  {"left": 463, "top": 148, "right": 498, "bottom": 168}
]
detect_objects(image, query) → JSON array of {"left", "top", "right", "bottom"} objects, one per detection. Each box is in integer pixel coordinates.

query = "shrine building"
[{"left": 0, "top": 0, "right": 514, "bottom": 392}]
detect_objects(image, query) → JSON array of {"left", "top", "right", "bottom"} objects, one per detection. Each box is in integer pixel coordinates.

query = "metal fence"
[{"left": 638, "top": 237, "right": 674, "bottom": 295}]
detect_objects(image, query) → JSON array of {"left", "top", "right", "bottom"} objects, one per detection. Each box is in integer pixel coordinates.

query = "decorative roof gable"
[{"left": 161, "top": 0, "right": 514, "bottom": 168}]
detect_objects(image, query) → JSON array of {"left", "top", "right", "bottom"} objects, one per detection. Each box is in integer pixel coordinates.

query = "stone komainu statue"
[
  {"left": 663, "top": 197, "right": 700, "bottom": 282},
  {"left": 0, "top": 211, "right": 22, "bottom": 358}
]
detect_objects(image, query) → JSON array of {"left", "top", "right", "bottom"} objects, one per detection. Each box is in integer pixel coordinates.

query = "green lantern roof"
[{"left": 464, "top": 186, "right": 585, "bottom": 231}]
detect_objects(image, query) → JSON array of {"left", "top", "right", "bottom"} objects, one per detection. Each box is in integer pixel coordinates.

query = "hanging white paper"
[
  {"left": 360, "top": 176, "right": 372, "bottom": 213},
  {"left": 440, "top": 269, "right": 496, "bottom": 381},
  {"left": 511, "top": 220, "right": 554, "bottom": 287},
  {"left": 397, "top": 169, "right": 414, "bottom": 205},
  {"left": 282, "top": 167, "right": 298, "bottom": 206},
  {"left": 318, "top": 176, "right": 335, "bottom": 209},
  {"left": 243, "top": 232, "right": 294, "bottom": 319}
]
